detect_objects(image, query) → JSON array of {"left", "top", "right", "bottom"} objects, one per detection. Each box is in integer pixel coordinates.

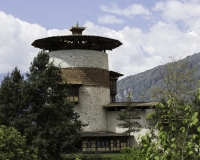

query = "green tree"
[
  {"left": 0, "top": 125, "right": 38, "bottom": 160},
  {"left": 149, "top": 57, "right": 198, "bottom": 129},
  {"left": 117, "top": 93, "right": 141, "bottom": 147},
  {"left": 0, "top": 51, "right": 84, "bottom": 159},
  {"left": 122, "top": 97, "right": 200, "bottom": 160},
  {"left": 141, "top": 98, "right": 200, "bottom": 160},
  {"left": 22, "top": 51, "right": 84, "bottom": 159},
  {"left": 0, "top": 68, "right": 25, "bottom": 134}
]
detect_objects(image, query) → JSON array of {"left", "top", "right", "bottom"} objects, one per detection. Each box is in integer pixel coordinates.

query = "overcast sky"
[{"left": 1, "top": 0, "right": 200, "bottom": 78}]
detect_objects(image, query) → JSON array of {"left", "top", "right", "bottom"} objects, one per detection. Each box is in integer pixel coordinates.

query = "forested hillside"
[{"left": 116, "top": 52, "right": 200, "bottom": 102}]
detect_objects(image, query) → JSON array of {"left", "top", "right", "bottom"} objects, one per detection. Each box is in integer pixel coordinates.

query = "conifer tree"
[
  {"left": 117, "top": 94, "right": 141, "bottom": 147},
  {"left": 21, "top": 51, "right": 83, "bottom": 159},
  {"left": 0, "top": 67, "right": 25, "bottom": 133},
  {"left": 0, "top": 51, "right": 84, "bottom": 159}
]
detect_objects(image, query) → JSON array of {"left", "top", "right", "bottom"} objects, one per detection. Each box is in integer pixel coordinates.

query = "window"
[
  {"left": 67, "top": 86, "right": 79, "bottom": 102},
  {"left": 82, "top": 139, "right": 96, "bottom": 151},
  {"left": 97, "top": 140, "right": 110, "bottom": 151},
  {"left": 97, "top": 140, "right": 109, "bottom": 148},
  {"left": 113, "top": 140, "right": 117, "bottom": 147},
  {"left": 110, "top": 80, "right": 116, "bottom": 92},
  {"left": 110, "top": 139, "right": 120, "bottom": 151},
  {"left": 110, "top": 95, "right": 115, "bottom": 103},
  {"left": 101, "top": 141, "right": 105, "bottom": 147},
  {"left": 87, "top": 141, "right": 91, "bottom": 148},
  {"left": 97, "top": 141, "right": 101, "bottom": 148},
  {"left": 105, "top": 141, "right": 109, "bottom": 147}
]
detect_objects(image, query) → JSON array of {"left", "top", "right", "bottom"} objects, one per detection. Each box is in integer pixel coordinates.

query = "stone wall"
[
  {"left": 48, "top": 50, "right": 108, "bottom": 70},
  {"left": 61, "top": 68, "right": 109, "bottom": 87},
  {"left": 74, "top": 86, "right": 110, "bottom": 132}
]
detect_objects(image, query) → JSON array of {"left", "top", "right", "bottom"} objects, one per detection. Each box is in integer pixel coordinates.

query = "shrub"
[{"left": 0, "top": 125, "right": 38, "bottom": 160}]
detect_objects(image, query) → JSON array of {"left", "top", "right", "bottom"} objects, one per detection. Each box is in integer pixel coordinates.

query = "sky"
[{"left": 1, "top": 0, "right": 200, "bottom": 78}]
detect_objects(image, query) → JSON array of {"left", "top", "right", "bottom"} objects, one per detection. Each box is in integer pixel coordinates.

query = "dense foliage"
[
  {"left": 0, "top": 51, "right": 84, "bottom": 159},
  {"left": 121, "top": 147, "right": 145, "bottom": 160},
  {"left": 122, "top": 97, "right": 200, "bottom": 160},
  {"left": 0, "top": 125, "right": 37, "bottom": 160},
  {"left": 0, "top": 68, "right": 25, "bottom": 133},
  {"left": 117, "top": 97, "right": 141, "bottom": 147}
]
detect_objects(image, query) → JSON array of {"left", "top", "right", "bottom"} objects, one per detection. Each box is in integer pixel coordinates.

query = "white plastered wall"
[
  {"left": 107, "top": 110, "right": 151, "bottom": 145},
  {"left": 48, "top": 49, "right": 110, "bottom": 132},
  {"left": 74, "top": 86, "right": 110, "bottom": 131},
  {"left": 48, "top": 50, "right": 108, "bottom": 70}
]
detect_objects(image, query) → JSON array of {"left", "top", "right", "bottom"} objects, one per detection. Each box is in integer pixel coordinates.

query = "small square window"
[
  {"left": 67, "top": 86, "right": 79, "bottom": 102},
  {"left": 98, "top": 141, "right": 101, "bottom": 148},
  {"left": 105, "top": 141, "right": 109, "bottom": 147},
  {"left": 113, "top": 140, "right": 117, "bottom": 147},
  {"left": 87, "top": 141, "right": 91, "bottom": 148}
]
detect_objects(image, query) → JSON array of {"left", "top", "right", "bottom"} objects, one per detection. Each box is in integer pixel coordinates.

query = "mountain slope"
[{"left": 116, "top": 52, "right": 200, "bottom": 102}]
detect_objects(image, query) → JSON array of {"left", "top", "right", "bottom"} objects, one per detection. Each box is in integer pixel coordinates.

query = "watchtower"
[{"left": 32, "top": 23, "right": 123, "bottom": 132}]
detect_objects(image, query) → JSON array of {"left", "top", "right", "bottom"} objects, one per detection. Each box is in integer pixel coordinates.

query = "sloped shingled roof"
[
  {"left": 31, "top": 35, "right": 122, "bottom": 51},
  {"left": 81, "top": 131, "right": 128, "bottom": 137},
  {"left": 104, "top": 102, "right": 158, "bottom": 110}
]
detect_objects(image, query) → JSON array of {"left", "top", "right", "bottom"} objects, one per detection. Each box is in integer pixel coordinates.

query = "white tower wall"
[
  {"left": 49, "top": 50, "right": 108, "bottom": 70},
  {"left": 48, "top": 50, "right": 110, "bottom": 131}
]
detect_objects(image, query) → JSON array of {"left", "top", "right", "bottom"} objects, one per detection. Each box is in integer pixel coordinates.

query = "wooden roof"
[
  {"left": 109, "top": 71, "right": 123, "bottom": 77},
  {"left": 31, "top": 35, "right": 122, "bottom": 51},
  {"left": 104, "top": 102, "right": 158, "bottom": 110},
  {"left": 81, "top": 131, "right": 128, "bottom": 137}
]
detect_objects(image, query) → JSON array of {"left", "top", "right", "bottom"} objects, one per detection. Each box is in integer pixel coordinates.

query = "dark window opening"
[
  {"left": 110, "top": 80, "right": 116, "bottom": 92},
  {"left": 101, "top": 141, "right": 105, "bottom": 147},
  {"left": 98, "top": 141, "right": 101, "bottom": 148},
  {"left": 110, "top": 96, "right": 116, "bottom": 103},
  {"left": 97, "top": 140, "right": 109, "bottom": 148},
  {"left": 87, "top": 141, "right": 91, "bottom": 148},
  {"left": 67, "top": 86, "right": 79, "bottom": 102},
  {"left": 113, "top": 140, "right": 117, "bottom": 147},
  {"left": 105, "top": 141, "right": 109, "bottom": 147}
]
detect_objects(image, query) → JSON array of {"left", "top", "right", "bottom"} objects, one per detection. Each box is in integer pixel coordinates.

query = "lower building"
[{"left": 31, "top": 23, "right": 157, "bottom": 152}]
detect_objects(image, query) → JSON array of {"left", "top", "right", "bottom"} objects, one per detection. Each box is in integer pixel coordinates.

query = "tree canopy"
[
  {"left": 117, "top": 95, "right": 141, "bottom": 147},
  {"left": 0, "top": 51, "right": 84, "bottom": 159},
  {"left": 0, "top": 125, "right": 38, "bottom": 160}
]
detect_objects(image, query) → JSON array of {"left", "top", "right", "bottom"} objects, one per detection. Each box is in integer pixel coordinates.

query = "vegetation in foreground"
[
  {"left": 0, "top": 51, "right": 84, "bottom": 159},
  {"left": 121, "top": 96, "right": 200, "bottom": 160},
  {"left": 63, "top": 153, "right": 122, "bottom": 160}
]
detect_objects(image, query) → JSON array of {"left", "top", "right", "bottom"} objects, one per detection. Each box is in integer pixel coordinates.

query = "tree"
[
  {"left": 142, "top": 98, "right": 200, "bottom": 160},
  {"left": 0, "top": 125, "right": 38, "bottom": 160},
  {"left": 122, "top": 97, "right": 200, "bottom": 160},
  {"left": 149, "top": 57, "right": 198, "bottom": 128},
  {"left": 0, "top": 51, "right": 84, "bottom": 159},
  {"left": 117, "top": 93, "right": 141, "bottom": 147},
  {"left": 151, "top": 57, "right": 197, "bottom": 102},
  {"left": 22, "top": 51, "right": 84, "bottom": 159},
  {"left": 0, "top": 68, "right": 25, "bottom": 134}
]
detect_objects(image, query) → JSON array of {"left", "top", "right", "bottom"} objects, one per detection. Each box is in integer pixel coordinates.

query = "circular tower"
[{"left": 31, "top": 23, "right": 122, "bottom": 132}]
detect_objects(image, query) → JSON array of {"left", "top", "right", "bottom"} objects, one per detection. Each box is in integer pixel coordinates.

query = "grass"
[
  {"left": 62, "top": 153, "right": 122, "bottom": 160},
  {"left": 101, "top": 153, "right": 122, "bottom": 160}
]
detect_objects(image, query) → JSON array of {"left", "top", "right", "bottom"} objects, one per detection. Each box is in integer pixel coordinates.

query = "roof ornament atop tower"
[{"left": 69, "top": 22, "right": 86, "bottom": 35}]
